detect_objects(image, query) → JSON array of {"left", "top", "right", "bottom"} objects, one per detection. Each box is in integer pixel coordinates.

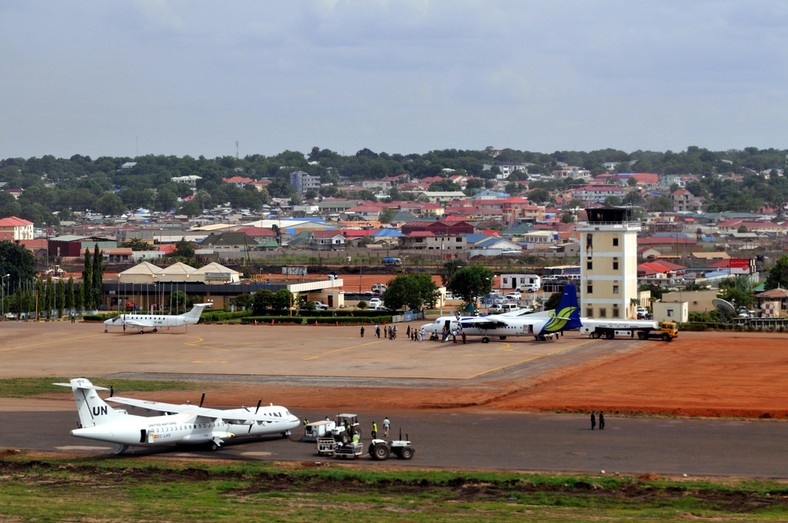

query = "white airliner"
[
  {"left": 103, "top": 303, "right": 212, "bottom": 333},
  {"left": 421, "top": 284, "right": 581, "bottom": 343},
  {"left": 55, "top": 378, "right": 301, "bottom": 454}
]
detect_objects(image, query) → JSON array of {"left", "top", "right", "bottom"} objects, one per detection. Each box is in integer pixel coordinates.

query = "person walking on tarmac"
[
  {"left": 599, "top": 411, "right": 605, "bottom": 430},
  {"left": 371, "top": 421, "right": 378, "bottom": 439},
  {"left": 360, "top": 326, "right": 365, "bottom": 338},
  {"left": 590, "top": 411, "right": 597, "bottom": 430},
  {"left": 383, "top": 416, "right": 390, "bottom": 437}
]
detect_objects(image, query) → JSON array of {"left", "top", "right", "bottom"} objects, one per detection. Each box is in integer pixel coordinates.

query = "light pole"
[{"left": 1, "top": 274, "right": 9, "bottom": 319}]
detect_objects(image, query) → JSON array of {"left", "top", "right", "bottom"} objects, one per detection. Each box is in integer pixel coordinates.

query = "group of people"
[
  {"left": 438, "top": 324, "right": 466, "bottom": 344},
  {"left": 590, "top": 410, "right": 606, "bottom": 430},
  {"left": 363, "top": 324, "right": 430, "bottom": 342},
  {"left": 366, "top": 324, "right": 398, "bottom": 339}
]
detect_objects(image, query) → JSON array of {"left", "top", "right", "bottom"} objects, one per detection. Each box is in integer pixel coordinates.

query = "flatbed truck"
[{"left": 580, "top": 319, "right": 678, "bottom": 342}]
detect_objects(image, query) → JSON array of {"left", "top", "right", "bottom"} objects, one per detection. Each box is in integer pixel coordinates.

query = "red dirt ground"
[{"left": 160, "top": 331, "right": 788, "bottom": 419}]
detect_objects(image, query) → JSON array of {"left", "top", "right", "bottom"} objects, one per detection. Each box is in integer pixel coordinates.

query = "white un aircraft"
[
  {"left": 103, "top": 302, "right": 212, "bottom": 333},
  {"left": 55, "top": 378, "right": 301, "bottom": 454},
  {"left": 422, "top": 284, "right": 582, "bottom": 343}
]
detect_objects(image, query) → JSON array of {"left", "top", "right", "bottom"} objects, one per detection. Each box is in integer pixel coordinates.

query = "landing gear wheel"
[
  {"left": 399, "top": 447, "right": 414, "bottom": 460},
  {"left": 482, "top": 337, "right": 490, "bottom": 343},
  {"left": 114, "top": 444, "right": 128, "bottom": 455},
  {"left": 152, "top": 328, "right": 158, "bottom": 333},
  {"left": 104, "top": 328, "right": 108, "bottom": 333},
  {"left": 210, "top": 441, "right": 220, "bottom": 451}
]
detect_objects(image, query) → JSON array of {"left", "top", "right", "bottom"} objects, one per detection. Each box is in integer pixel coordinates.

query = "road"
[{"left": 3, "top": 408, "right": 786, "bottom": 478}]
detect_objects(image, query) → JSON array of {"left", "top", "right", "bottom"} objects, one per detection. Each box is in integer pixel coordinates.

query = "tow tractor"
[
  {"left": 316, "top": 418, "right": 416, "bottom": 461},
  {"left": 368, "top": 431, "right": 415, "bottom": 460}
]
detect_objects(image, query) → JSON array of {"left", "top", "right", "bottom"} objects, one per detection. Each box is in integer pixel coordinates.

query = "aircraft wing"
[
  {"left": 107, "top": 397, "right": 255, "bottom": 424},
  {"left": 460, "top": 316, "right": 511, "bottom": 329},
  {"left": 120, "top": 318, "right": 155, "bottom": 329}
]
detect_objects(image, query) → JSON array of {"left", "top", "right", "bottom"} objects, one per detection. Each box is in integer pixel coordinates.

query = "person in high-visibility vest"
[{"left": 371, "top": 421, "right": 378, "bottom": 439}]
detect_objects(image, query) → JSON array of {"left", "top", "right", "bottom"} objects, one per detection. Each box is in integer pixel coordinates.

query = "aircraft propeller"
[
  {"left": 199, "top": 392, "right": 205, "bottom": 408},
  {"left": 248, "top": 399, "right": 263, "bottom": 433}
]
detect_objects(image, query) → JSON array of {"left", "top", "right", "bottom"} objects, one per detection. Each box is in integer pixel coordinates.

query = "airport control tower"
[{"left": 577, "top": 207, "right": 641, "bottom": 319}]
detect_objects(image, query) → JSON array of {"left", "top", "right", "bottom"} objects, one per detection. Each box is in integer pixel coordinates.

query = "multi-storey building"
[
  {"left": 577, "top": 208, "right": 641, "bottom": 320},
  {"left": 288, "top": 170, "right": 321, "bottom": 195}
]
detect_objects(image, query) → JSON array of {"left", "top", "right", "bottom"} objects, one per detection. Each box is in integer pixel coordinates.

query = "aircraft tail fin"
[
  {"left": 540, "top": 284, "right": 582, "bottom": 334},
  {"left": 182, "top": 303, "right": 212, "bottom": 324},
  {"left": 54, "top": 378, "right": 124, "bottom": 428}
]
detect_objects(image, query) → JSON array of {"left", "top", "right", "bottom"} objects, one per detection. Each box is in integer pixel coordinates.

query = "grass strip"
[
  {"left": 1, "top": 453, "right": 785, "bottom": 522},
  {"left": 0, "top": 377, "right": 197, "bottom": 397}
]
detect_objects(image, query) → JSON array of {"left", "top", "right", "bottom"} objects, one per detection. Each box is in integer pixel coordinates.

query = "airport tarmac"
[{"left": 0, "top": 321, "right": 786, "bottom": 478}]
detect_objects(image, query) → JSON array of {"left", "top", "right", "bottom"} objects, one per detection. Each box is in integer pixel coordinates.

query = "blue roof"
[
  {"left": 372, "top": 229, "right": 402, "bottom": 237},
  {"left": 463, "top": 233, "right": 492, "bottom": 244}
]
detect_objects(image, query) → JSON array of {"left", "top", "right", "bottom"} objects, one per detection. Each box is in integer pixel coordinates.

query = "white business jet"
[
  {"left": 55, "top": 378, "right": 301, "bottom": 454},
  {"left": 103, "top": 302, "right": 212, "bottom": 333}
]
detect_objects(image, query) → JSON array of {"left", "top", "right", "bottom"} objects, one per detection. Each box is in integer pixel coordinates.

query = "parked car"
[
  {"left": 312, "top": 301, "right": 329, "bottom": 310},
  {"left": 368, "top": 298, "right": 382, "bottom": 308},
  {"left": 372, "top": 283, "right": 388, "bottom": 294},
  {"left": 505, "top": 291, "right": 522, "bottom": 301}
]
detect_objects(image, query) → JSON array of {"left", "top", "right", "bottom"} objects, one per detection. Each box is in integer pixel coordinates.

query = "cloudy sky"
[{"left": 2, "top": 1, "right": 787, "bottom": 160}]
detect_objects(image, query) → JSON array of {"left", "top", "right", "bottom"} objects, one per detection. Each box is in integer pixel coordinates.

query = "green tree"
[
  {"left": 74, "top": 281, "right": 83, "bottom": 313},
  {"left": 429, "top": 179, "right": 461, "bottom": 192},
  {"left": 231, "top": 293, "right": 253, "bottom": 311},
  {"left": 719, "top": 275, "right": 755, "bottom": 309},
  {"left": 65, "top": 276, "right": 75, "bottom": 312},
  {"left": 35, "top": 278, "right": 44, "bottom": 319},
  {"left": 441, "top": 259, "right": 468, "bottom": 285},
  {"left": 82, "top": 249, "right": 93, "bottom": 310},
  {"left": 173, "top": 237, "right": 196, "bottom": 261},
  {"left": 45, "top": 277, "right": 54, "bottom": 319},
  {"left": 272, "top": 289, "right": 293, "bottom": 313},
  {"left": 544, "top": 291, "right": 562, "bottom": 310},
  {"left": 252, "top": 290, "right": 274, "bottom": 315},
  {"left": 0, "top": 240, "right": 37, "bottom": 294},
  {"left": 91, "top": 245, "right": 104, "bottom": 311},
  {"left": 169, "top": 290, "right": 190, "bottom": 313},
  {"left": 121, "top": 238, "right": 151, "bottom": 251},
  {"left": 764, "top": 255, "right": 788, "bottom": 290},
  {"left": 56, "top": 278, "right": 65, "bottom": 318},
  {"left": 528, "top": 188, "right": 551, "bottom": 204},
  {"left": 383, "top": 273, "right": 439, "bottom": 311},
  {"left": 94, "top": 192, "right": 125, "bottom": 215},
  {"left": 447, "top": 265, "right": 493, "bottom": 306}
]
